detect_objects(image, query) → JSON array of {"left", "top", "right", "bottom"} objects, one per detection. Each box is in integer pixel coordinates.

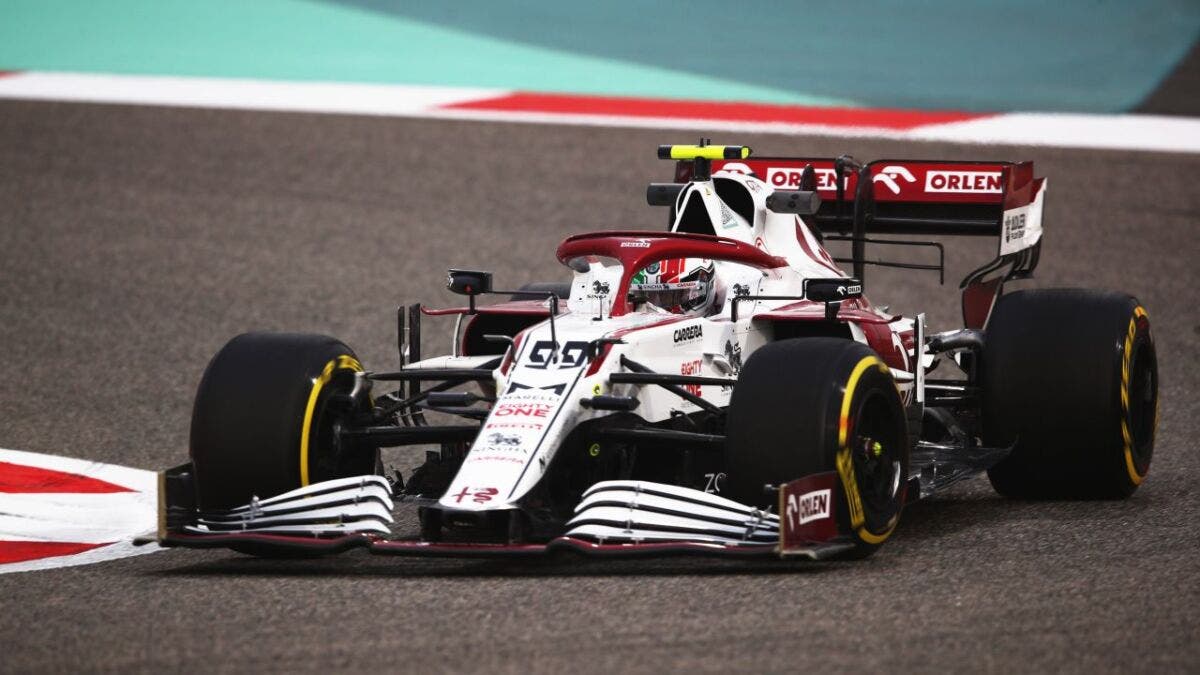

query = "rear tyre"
[
  {"left": 724, "top": 338, "right": 909, "bottom": 558},
  {"left": 189, "top": 332, "right": 376, "bottom": 511},
  {"left": 982, "top": 289, "right": 1157, "bottom": 499}
]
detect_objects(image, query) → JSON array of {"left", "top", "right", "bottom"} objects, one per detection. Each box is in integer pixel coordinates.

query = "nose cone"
[{"left": 437, "top": 316, "right": 613, "bottom": 513}]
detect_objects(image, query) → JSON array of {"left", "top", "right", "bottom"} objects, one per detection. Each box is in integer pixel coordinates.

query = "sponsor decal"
[
  {"left": 673, "top": 324, "right": 703, "bottom": 345},
  {"left": 589, "top": 280, "right": 610, "bottom": 297},
  {"left": 1004, "top": 212, "right": 1027, "bottom": 243},
  {"left": 449, "top": 486, "right": 500, "bottom": 504},
  {"left": 483, "top": 421, "right": 544, "bottom": 430},
  {"left": 924, "top": 170, "right": 1002, "bottom": 194},
  {"left": 719, "top": 162, "right": 753, "bottom": 175},
  {"left": 732, "top": 283, "right": 751, "bottom": 298},
  {"left": 486, "top": 432, "right": 521, "bottom": 446},
  {"left": 839, "top": 284, "right": 862, "bottom": 296},
  {"left": 681, "top": 359, "right": 703, "bottom": 397},
  {"left": 778, "top": 472, "right": 840, "bottom": 552},
  {"left": 646, "top": 261, "right": 661, "bottom": 274},
  {"left": 492, "top": 402, "right": 555, "bottom": 418},
  {"left": 703, "top": 472, "right": 726, "bottom": 494},
  {"left": 505, "top": 381, "right": 566, "bottom": 396},
  {"left": 719, "top": 201, "right": 735, "bottom": 227},
  {"left": 767, "top": 168, "right": 799, "bottom": 187},
  {"left": 767, "top": 167, "right": 847, "bottom": 191},
  {"left": 872, "top": 165, "right": 917, "bottom": 195},
  {"left": 467, "top": 455, "right": 524, "bottom": 465},
  {"left": 476, "top": 430, "right": 530, "bottom": 455},
  {"left": 999, "top": 196, "right": 1042, "bottom": 257},
  {"left": 484, "top": 417, "right": 547, "bottom": 427},
  {"left": 722, "top": 339, "right": 743, "bottom": 391},
  {"left": 631, "top": 282, "right": 698, "bottom": 292},
  {"left": 786, "top": 488, "right": 831, "bottom": 526},
  {"left": 620, "top": 240, "right": 652, "bottom": 248},
  {"left": 525, "top": 340, "right": 588, "bottom": 370}
]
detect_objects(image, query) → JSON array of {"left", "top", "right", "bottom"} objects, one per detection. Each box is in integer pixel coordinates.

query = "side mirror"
[
  {"left": 805, "top": 278, "right": 862, "bottom": 321},
  {"left": 804, "top": 278, "right": 863, "bottom": 303},
  {"left": 646, "top": 182, "right": 685, "bottom": 207},
  {"left": 765, "top": 190, "right": 822, "bottom": 215},
  {"left": 446, "top": 269, "right": 493, "bottom": 296}
]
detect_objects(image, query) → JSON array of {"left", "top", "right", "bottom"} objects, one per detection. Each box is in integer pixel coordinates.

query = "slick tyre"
[
  {"left": 724, "top": 338, "right": 908, "bottom": 558},
  {"left": 982, "top": 290, "right": 1157, "bottom": 499},
  {"left": 189, "top": 332, "right": 376, "bottom": 511}
]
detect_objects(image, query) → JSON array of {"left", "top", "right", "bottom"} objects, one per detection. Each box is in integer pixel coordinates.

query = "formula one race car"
[{"left": 153, "top": 143, "right": 1158, "bottom": 561}]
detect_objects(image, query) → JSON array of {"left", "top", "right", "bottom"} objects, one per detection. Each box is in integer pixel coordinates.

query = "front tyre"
[
  {"left": 982, "top": 289, "right": 1158, "bottom": 499},
  {"left": 723, "top": 338, "right": 909, "bottom": 558},
  {"left": 189, "top": 332, "right": 376, "bottom": 511}
]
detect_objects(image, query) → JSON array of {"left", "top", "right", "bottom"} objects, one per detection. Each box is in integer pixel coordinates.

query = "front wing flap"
[{"left": 156, "top": 476, "right": 854, "bottom": 560}]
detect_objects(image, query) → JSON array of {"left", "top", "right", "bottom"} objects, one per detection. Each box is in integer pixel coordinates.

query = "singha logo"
[
  {"left": 592, "top": 280, "right": 610, "bottom": 296},
  {"left": 722, "top": 339, "right": 743, "bottom": 392},
  {"left": 487, "top": 432, "right": 522, "bottom": 446},
  {"left": 732, "top": 283, "right": 751, "bottom": 298},
  {"left": 724, "top": 340, "right": 743, "bottom": 373}
]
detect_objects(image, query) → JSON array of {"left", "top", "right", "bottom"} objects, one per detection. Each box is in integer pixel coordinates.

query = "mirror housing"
[
  {"left": 646, "top": 182, "right": 685, "bottom": 207},
  {"left": 804, "top": 278, "right": 863, "bottom": 303},
  {"left": 446, "top": 269, "right": 493, "bottom": 296},
  {"left": 766, "top": 190, "right": 822, "bottom": 215}
]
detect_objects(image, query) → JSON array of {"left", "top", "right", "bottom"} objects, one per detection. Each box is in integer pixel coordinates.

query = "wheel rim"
[
  {"left": 1127, "top": 336, "right": 1157, "bottom": 469},
  {"left": 308, "top": 369, "right": 371, "bottom": 484},
  {"left": 851, "top": 390, "right": 905, "bottom": 529}
]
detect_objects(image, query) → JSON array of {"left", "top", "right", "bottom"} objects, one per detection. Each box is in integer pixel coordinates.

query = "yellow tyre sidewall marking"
[
  {"left": 836, "top": 355, "right": 899, "bottom": 545},
  {"left": 1120, "top": 307, "right": 1150, "bottom": 486},
  {"left": 300, "top": 355, "right": 363, "bottom": 487}
]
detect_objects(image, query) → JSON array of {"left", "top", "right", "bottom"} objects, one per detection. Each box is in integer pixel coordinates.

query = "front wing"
[{"left": 154, "top": 474, "right": 857, "bottom": 561}]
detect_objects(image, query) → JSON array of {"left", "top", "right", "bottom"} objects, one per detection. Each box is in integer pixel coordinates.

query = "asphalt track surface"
[{"left": 0, "top": 100, "right": 1197, "bottom": 673}]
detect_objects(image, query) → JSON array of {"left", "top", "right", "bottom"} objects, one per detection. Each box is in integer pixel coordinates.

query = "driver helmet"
[{"left": 629, "top": 258, "right": 717, "bottom": 315}]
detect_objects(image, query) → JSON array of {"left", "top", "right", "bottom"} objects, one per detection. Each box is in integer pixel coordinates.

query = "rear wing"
[
  {"left": 709, "top": 156, "right": 1045, "bottom": 250},
  {"left": 698, "top": 156, "right": 1048, "bottom": 328}
]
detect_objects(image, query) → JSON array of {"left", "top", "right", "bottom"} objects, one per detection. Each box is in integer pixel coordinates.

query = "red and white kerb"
[{"left": 0, "top": 448, "right": 159, "bottom": 574}]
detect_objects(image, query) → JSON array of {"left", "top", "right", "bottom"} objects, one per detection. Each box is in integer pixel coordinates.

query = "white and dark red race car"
[{"left": 153, "top": 144, "right": 1158, "bottom": 560}]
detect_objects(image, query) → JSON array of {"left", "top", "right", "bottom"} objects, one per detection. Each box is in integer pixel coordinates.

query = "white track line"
[
  {"left": 1, "top": 71, "right": 1197, "bottom": 153},
  {"left": 0, "top": 71, "right": 499, "bottom": 117},
  {"left": 2, "top": 70, "right": 1200, "bottom": 152},
  {"left": 908, "top": 112, "right": 1198, "bottom": 153}
]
